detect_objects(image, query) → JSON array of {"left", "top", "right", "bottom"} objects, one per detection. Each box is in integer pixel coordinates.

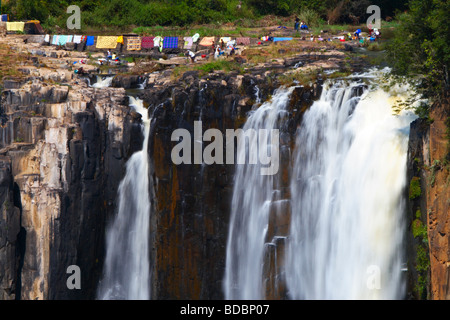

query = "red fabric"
[{"left": 141, "top": 36, "right": 155, "bottom": 49}]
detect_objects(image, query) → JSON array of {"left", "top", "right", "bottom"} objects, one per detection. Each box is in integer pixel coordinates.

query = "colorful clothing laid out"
[
  {"left": 117, "top": 36, "right": 124, "bottom": 44},
  {"left": 153, "top": 36, "right": 162, "bottom": 47},
  {"left": 141, "top": 36, "right": 155, "bottom": 49},
  {"left": 6, "top": 22, "right": 25, "bottom": 32},
  {"left": 163, "top": 37, "right": 178, "bottom": 49},
  {"left": 44, "top": 34, "right": 50, "bottom": 43},
  {"left": 96, "top": 36, "right": 118, "bottom": 49},
  {"left": 73, "top": 35, "right": 82, "bottom": 44},
  {"left": 236, "top": 37, "right": 250, "bottom": 45},
  {"left": 183, "top": 37, "right": 193, "bottom": 49},
  {"left": 199, "top": 36, "right": 215, "bottom": 47},
  {"left": 52, "top": 35, "right": 60, "bottom": 45},
  {"left": 52, "top": 35, "right": 67, "bottom": 46},
  {"left": 127, "top": 37, "right": 141, "bottom": 51},
  {"left": 58, "top": 35, "right": 73, "bottom": 46},
  {"left": 1, "top": 14, "right": 8, "bottom": 22},
  {"left": 192, "top": 33, "right": 200, "bottom": 43},
  {"left": 226, "top": 40, "right": 236, "bottom": 49},
  {"left": 219, "top": 37, "right": 231, "bottom": 44},
  {"left": 86, "top": 36, "right": 95, "bottom": 46},
  {"left": 273, "top": 37, "right": 292, "bottom": 42},
  {"left": 55, "top": 35, "right": 67, "bottom": 46},
  {"left": 81, "top": 35, "right": 87, "bottom": 42}
]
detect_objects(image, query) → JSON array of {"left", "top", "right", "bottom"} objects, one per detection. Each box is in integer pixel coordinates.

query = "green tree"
[{"left": 386, "top": 0, "right": 450, "bottom": 97}]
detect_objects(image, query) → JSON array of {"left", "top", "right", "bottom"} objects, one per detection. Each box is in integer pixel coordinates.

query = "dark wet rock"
[{"left": 112, "top": 74, "right": 142, "bottom": 89}]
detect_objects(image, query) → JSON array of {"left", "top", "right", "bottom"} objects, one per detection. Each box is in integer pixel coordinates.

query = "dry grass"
[{"left": 0, "top": 45, "right": 27, "bottom": 81}]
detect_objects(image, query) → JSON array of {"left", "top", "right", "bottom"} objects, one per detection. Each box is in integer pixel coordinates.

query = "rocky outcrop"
[
  {"left": 427, "top": 97, "right": 450, "bottom": 300},
  {"left": 406, "top": 96, "right": 450, "bottom": 300},
  {"left": 0, "top": 79, "right": 142, "bottom": 299}
]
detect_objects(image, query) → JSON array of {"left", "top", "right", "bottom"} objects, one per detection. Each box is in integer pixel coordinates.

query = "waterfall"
[
  {"left": 97, "top": 96, "right": 151, "bottom": 300},
  {"left": 91, "top": 75, "right": 114, "bottom": 88},
  {"left": 224, "top": 70, "right": 418, "bottom": 300},
  {"left": 224, "top": 87, "right": 294, "bottom": 299},
  {"left": 287, "top": 74, "right": 417, "bottom": 299}
]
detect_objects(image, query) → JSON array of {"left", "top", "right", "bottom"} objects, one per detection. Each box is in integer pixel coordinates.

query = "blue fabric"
[
  {"left": 273, "top": 37, "right": 293, "bottom": 42},
  {"left": 52, "top": 35, "right": 59, "bottom": 45},
  {"left": 86, "top": 36, "right": 95, "bottom": 46},
  {"left": 300, "top": 25, "right": 308, "bottom": 30},
  {"left": 58, "top": 35, "right": 68, "bottom": 46},
  {"left": 1, "top": 14, "right": 7, "bottom": 22},
  {"left": 163, "top": 37, "right": 178, "bottom": 48}
]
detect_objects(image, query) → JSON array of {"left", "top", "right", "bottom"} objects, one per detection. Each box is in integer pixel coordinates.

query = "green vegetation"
[
  {"left": 278, "top": 70, "right": 319, "bottom": 87},
  {"left": 386, "top": 0, "right": 450, "bottom": 98},
  {"left": 412, "top": 218, "right": 427, "bottom": 239},
  {"left": 366, "top": 42, "right": 386, "bottom": 52},
  {"left": 172, "top": 59, "right": 244, "bottom": 79},
  {"left": 3, "top": 0, "right": 407, "bottom": 30},
  {"left": 411, "top": 207, "right": 429, "bottom": 299},
  {"left": 133, "top": 25, "right": 251, "bottom": 37},
  {"left": 409, "top": 176, "right": 421, "bottom": 200},
  {"left": 196, "top": 60, "right": 243, "bottom": 73},
  {"left": 415, "top": 244, "right": 429, "bottom": 299}
]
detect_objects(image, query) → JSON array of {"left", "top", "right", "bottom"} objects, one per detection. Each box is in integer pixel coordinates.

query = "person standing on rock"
[{"left": 294, "top": 16, "right": 300, "bottom": 32}]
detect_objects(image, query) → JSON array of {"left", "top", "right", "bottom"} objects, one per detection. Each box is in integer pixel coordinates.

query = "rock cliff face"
[
  {"left": 0, "top": 79, "right": 142, "bottom": 299},
  {"left": 406, "top": 96, "right": 449, "bottom": 300}
]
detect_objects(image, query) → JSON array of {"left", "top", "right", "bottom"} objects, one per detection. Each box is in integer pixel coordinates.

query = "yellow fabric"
[
  {"left": 117, "top": 36, "right": 124, "bottom": 44},
  {"left": 96, "top": 36, "right": 118, "bottom": 49},
  {"left": 6, "top": 22, "right": 25, "bottom": 32},
  {"left": 127, "top": 37, "right": 141, "bottom": 51},
  {"left": 199, "top": 36, "right": 215, "bottom": 46}
]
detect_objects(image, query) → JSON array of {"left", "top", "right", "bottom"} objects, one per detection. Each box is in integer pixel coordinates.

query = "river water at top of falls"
[{"left": 224, "top": 69, "right": 418, "bottom": 300}]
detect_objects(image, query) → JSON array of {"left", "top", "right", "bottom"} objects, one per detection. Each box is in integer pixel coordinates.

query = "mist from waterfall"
[{"left": 97, "top": 96, "right": 151, "bottom": 300}]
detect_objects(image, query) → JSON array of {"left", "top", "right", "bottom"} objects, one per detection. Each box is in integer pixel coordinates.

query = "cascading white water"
[
  {"left": 287, "top": 72, "right": 417, "bottom": 299},
  {"left": 97, "top": 96, "right": 151, "bottom": 300},
  {"left": 91, "top": 75, "right": 114, "bottom": 88},
  {"left": 224, "top": 88, "right": 294, "bottom": 300},
  {"left": 224, "top": 69, "right": 418, "bottom": 300}
]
